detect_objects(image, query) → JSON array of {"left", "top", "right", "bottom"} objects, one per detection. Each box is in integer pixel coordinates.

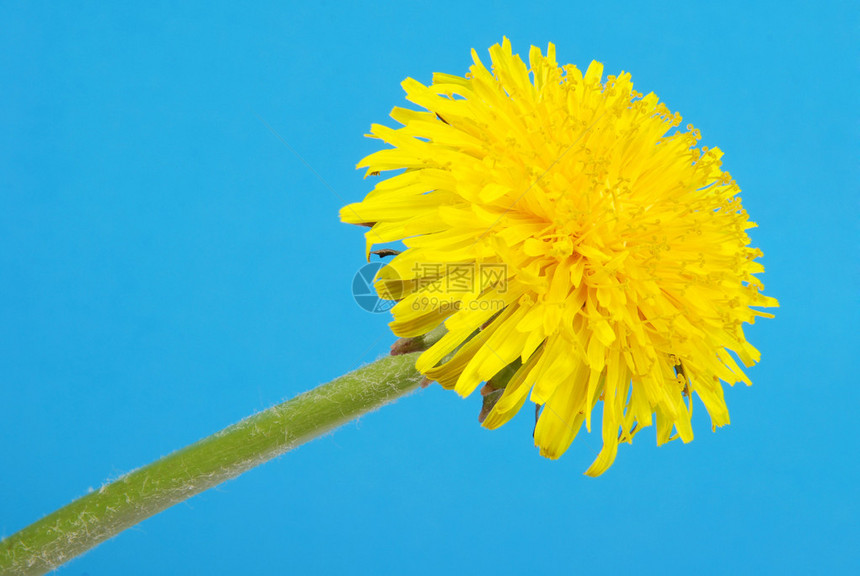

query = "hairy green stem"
[{"left": 0, "top": 353, "right": 423, "bottom": 576}]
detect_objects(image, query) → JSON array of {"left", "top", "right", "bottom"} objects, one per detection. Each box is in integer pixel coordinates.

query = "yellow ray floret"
[{"left": 340, "top": 37, "right": 778, "bottom": 476}]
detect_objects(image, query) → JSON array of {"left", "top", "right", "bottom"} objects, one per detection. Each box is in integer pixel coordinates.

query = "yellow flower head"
[{"left": 341, "top": 38, "right": 778, "bottom": 476}]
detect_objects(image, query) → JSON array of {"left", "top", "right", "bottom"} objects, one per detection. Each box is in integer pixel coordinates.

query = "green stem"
[{"left": 0, "top": 353, "right": 423, "bottom": 576}]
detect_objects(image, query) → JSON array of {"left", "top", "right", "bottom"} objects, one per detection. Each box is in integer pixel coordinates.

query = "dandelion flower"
[{"left": 341, "top": 38, "right": 778, "bottom": 476}]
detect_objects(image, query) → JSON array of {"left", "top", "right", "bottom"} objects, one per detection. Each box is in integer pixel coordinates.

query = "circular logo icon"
[{"left": 352, "top": 262, "right": 399, "bottom": 313}]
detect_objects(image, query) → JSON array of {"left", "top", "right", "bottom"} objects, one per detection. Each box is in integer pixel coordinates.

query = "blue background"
[{"left": 2, "top": 2, "right": 857, "bottom": 574}]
